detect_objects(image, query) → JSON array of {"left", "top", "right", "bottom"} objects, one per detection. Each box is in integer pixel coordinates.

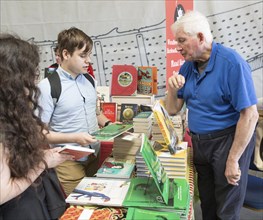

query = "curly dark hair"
[{"left": 0, "top": 34, "right": 48, "bottom": 178}]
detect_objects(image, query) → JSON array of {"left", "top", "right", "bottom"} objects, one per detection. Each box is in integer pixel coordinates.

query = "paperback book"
[
  {"left": 58, "top": 145, "right": 95, "bottom": 160},
  {"left": 96, "top": 157, "right": 135, "bottom": 179},
  {"left": 91, "top": 124, "right": 133, "bottom": 141},
  {"left": 66, "top": 177, "right": 130, "bottom": 207}
]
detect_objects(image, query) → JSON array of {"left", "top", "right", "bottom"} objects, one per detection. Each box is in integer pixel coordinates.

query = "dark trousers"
[{"left": 192, "top": 129, "right": 255, "bottom": 220}]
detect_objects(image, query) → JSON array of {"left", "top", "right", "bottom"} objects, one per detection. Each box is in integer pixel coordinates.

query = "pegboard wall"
[{"left": 33, "top": 1, "right": 262, "bottom": 99}]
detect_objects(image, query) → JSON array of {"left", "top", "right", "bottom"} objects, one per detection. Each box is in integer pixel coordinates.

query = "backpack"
[{"left": 47, "top": 71, "right": 95, "bottom": 104}]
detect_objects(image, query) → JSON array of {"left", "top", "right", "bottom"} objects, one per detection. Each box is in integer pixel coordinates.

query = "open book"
[
  {"left": 91, "top": 124, "right": 133, "bottom": 141},
  {"left": 58, "top": 145, "right": 95, "bottom": 160},
  {"left": 152, "top": 101, "right": 179, "bottom": 154}
]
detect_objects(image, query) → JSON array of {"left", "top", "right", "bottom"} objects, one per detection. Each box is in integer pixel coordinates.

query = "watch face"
[{"left": 122, "top": 108, "right": 134, "bottom": 120}]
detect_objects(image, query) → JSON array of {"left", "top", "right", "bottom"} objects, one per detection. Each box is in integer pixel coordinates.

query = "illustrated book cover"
[
  {"left": 58, "top": 145, "right": 95, "bottom": 160},
  {"left": 91, "top": 124, "right": 133, "bottom": 141},
  {"left": 100, "top": 102, "right": 117, "bottom": 122},
  {"left": 111, "top": 65, "right": 137, "bottom": 96},
  {"left": 60, "top": 205, "right": 127, "bottom": 220},
  {"left": 153, "top": 101, "right": 179, "bottom": 154},
  {"left": 137, "top": 66, "right": 158, "bottom": 95},
  {"left": 65, "top": 177, "right": 130, "bottom": 207},
  {"left": 96, "top": 157, "right": 135, "bottom": 179},
  {"left": 140, "top": 133, "right": 170, "bottom": 205},
  {"left": 119, "top": 103, "right": 139, "bottom": 124}
]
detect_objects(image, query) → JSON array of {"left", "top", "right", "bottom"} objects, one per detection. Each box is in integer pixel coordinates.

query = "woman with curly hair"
[{"left": 0, "top": 34, "right": 73, "bottom": 219}]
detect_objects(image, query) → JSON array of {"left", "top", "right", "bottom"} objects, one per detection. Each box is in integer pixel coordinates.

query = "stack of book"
[
  {"left": 170, "top": 114, "right": 184, "bottom": 142},
  {"left": 124, "top": 134, "right": 191, "bottom": 219},
  {"left": 112, "top": 133, "right": 142, "bottom": 161},
  {"left": 151, "top": 117, "right": 164, "bottom": 142},
  {"left": 95, "top": 157, "right": 135, "bottom": 179},
  {"left": 132, "top": 111, "right": 152, "bottom": 138},
  {"left": 154, "top": 142, "right": 188, "bottom": 180}
]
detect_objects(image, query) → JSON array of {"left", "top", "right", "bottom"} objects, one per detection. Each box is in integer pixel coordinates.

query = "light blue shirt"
[{"left": 38, "top": 66, "right": 100, "bottom": 159}]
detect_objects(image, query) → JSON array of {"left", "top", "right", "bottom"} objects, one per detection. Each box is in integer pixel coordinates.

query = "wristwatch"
[{"left": 104, "top": 120, "right": 112, "bottom": 127}]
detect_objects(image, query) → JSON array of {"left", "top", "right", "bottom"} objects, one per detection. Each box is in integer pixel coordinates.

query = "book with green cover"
[
  {"left": 96, "top": 157, "right": 135, "bottom": 179},
  {"left": 126, "top": 207, "right": 180, "bottom": 220},
  {"left": 123, "top": 177, "right": 175, "bottom": 209},
  {"left": 91, "top": 124, "right": 133, "bottom": 141},
  {"left": 140, "top": 134, "right": 170, "bottom": 205}
]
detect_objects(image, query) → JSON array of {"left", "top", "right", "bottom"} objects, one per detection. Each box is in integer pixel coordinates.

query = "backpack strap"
[
  {"left": 47, "top": 71, "right": 61, "bottom": 104},
  {"left": 83, "top": 73, "right": 95, "bottom": 88},
  {"left": 48, "top": 72, "right": 95, "bottom": 104}
]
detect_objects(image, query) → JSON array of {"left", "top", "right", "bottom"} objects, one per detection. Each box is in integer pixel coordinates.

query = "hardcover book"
[
  {"left": 101, "top": 102, "right": 117, "bottom": 122},
  {"left": 58, "top": 145, "right": 95, "bottom": 160},
  {"left": 153, "top": 101, "right": 179, "bottom": 155},
  {"left": 91, "top": 124, "right": 133, "bottom": 141},
  {"left": 119, "top": 103, "right": 139, "bottom": 124},
  {"left": 96, "top": 157, "right": 135, "bottom": 179},
  {"left": 111, "top": 65, "right": 137, "bottom": 96},
  {"left": 137, "top": 66, "right": 158, "bottom": 95},
  {"left": 132, "top": 111, "right": 152, "bottom": 123},
  {"left": 65, "top": 177, "right": 130, "bottom": 207}
]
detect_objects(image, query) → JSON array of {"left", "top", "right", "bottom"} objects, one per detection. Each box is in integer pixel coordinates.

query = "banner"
[{"left": 165, "top": 0, "right": 193, "bottom": 88}]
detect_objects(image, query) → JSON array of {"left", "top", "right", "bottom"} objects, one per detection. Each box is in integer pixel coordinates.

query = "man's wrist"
[{"left": 104, "top": 120, "right": 112, "bottom": 127}]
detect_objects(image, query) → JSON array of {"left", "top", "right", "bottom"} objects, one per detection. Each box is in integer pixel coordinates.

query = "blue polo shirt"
[
  {"left": 38, "top": 66, "right": 100, "bottom": 158},
  {"left": 177, "top": 42, "right": 257, "bottom": 134}
]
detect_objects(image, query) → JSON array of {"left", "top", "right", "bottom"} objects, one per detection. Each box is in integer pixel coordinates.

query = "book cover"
[
  {"left": 65, "top": 177, "right": 130, "bottom": 207},
  {"left": 137, "top": 66, "right": 158, "bottom": 95},
  {"left": 111, "top": 65, "right": 137, "bottom": 96},
  {"left": 126, "top": 207, "right": 180, "bottom": 220},
  {"left": 120, "top": 103, "right": 139, "bottom": 124},
  {"left": 101, "top": 102, "right": 117, "bottom": 122},
  {"left": 91, "top": 124, "right": 133, "bottom": 141},
  {"left": 140, "top": 134, "right": 170, "bottom": 205},
  {"left": 96, "top": 157, "right": 135, "bottom": 179},
  {"left": 58, "top": 145, "right": 95, "bottom": 160},
  {"left": 153, "top": 101, "right": 179, "bottom": 155},
  {"left": 61, "top": 205, "right": 128, "bottom": 220},
  {"left": 123, "top": 177, "right": 174, "bottom": 209}
]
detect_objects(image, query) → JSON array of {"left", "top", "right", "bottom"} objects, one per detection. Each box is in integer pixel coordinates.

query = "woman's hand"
[{"left": 44, "top": 147, "right": 73, "bottom": 168}]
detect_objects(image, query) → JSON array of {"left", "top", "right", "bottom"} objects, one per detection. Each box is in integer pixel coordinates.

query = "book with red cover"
[
  {"left": 59, "top": 145, "right": 95, "bottom": 160},
  {"left": 111, "top": 65, "right": 137, "bottom": 96},
  {"left": 101, "top": 102, "right": 117, "bottom": 122},
  {"left": 137, "top": 66, "right": 158, "bottom": 95}
]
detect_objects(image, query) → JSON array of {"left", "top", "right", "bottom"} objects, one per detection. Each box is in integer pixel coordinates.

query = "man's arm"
[
  {"left": 165, "top": 73, "right": 185, "bottom": 115},
  {"left": 97, "top": 113, "right": 112, "bottom": 128},
  {"left": 43, "top": 129, "right": 97, "bottom": 146},
  {"left": 225, "top": 105, "right": 259, "bottom": 185}
]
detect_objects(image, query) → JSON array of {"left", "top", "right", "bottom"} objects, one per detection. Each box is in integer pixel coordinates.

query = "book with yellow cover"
[{"left": 152, "top": 101, "right": 179, "bottom": 154}]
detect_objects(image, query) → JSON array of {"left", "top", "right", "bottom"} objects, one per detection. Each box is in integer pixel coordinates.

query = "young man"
[
  {"left": 38, "top": 27, "right": 112, "bottom": 195},
  {"left": 165, "top": 11, "right": 258, "bottom": 220}
]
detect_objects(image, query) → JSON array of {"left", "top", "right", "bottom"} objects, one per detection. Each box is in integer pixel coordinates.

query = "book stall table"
[{"left": 60, "top": 135, "right": 195, "bottom": 220}]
